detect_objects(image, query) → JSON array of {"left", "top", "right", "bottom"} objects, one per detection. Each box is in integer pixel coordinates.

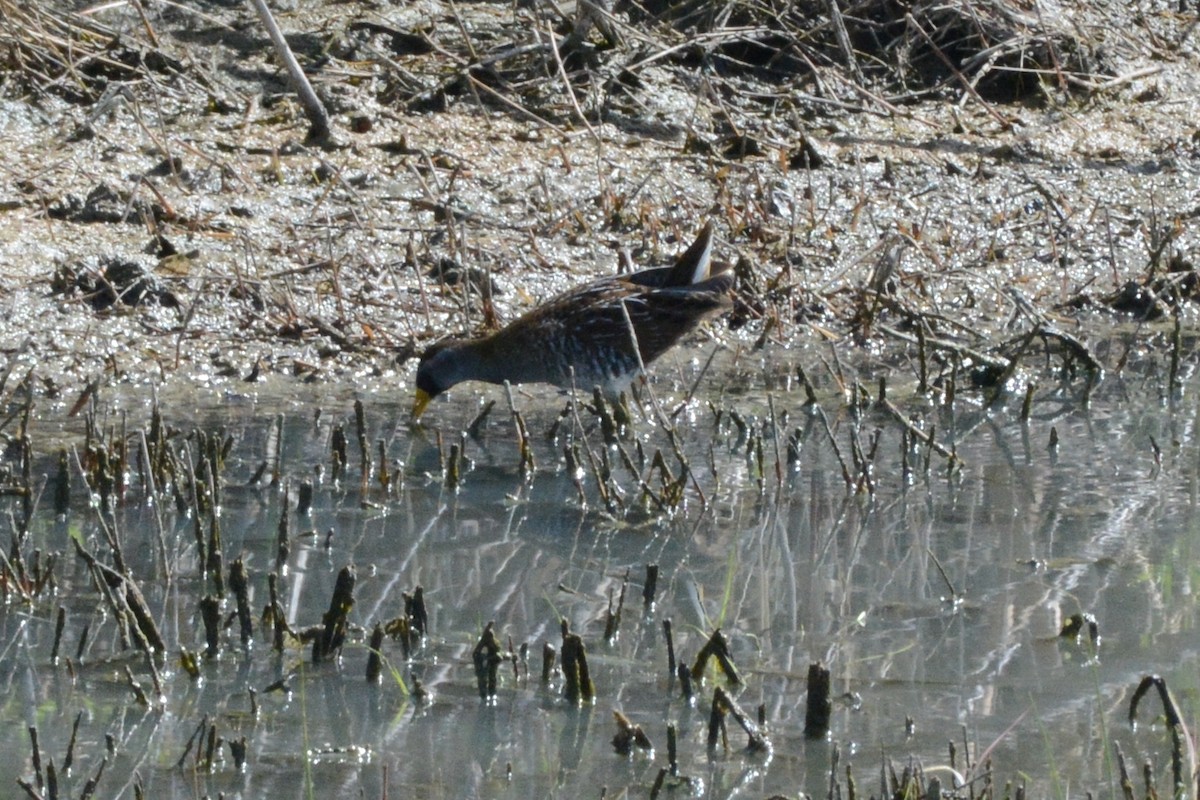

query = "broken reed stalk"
[
  {"left": 229, "top": 737, "right": 248, "bottom": 770},
  {"left": 690, "top": 628, "right": 742, "bottom": 685},
  {"left": 404, "top": 586, "right": 429, "bottom": 636},
  {"left": 297, "top": 480, "right": 313, "bottom": 516},
  {"left": 591, "top": 388, "right": 619, "bottom": 447},
  {"left": 796, "top": 364, "right": 819, "bottom": 404},
  {"left": 180, "top": 440, "right": 206, "bottom": 571},
  {"left": 202, "top": 721, "right": 218, "bottom": 771},
  {"left": 880, "top": 398, "right": 958, "bottom": 462},
  {"left": 1170, "top": 307, "right": 1182, "bottom": 394},
  {"left": 503, "top": 635, "right": 518, "bottom": 682},
  {"left": 366, "top": 623, "right": 384, "bottom": 683},
  {"left": 445, "top": 442, "right": 462, "bottom": 489},
  {"left": 1020, "top": 381, "right": 1036, "bottom": 421},
  {"left": 643, "top": 563, "right": 658, "bottom": 608},
  {"left": 847, "top": 423, "right": 875, "bottom": 495},
  {"left": 385, "top": 614, "right": 415, "bottom": 659},
  {"left": 649, "top": 768, "right": 667, "bottom": 800},
  {"left": 602, "top": 568, "right": 629, "bottom": 643},
  {"left": 503, "top": 382, "right": 536, "bottom": 477},
  {"left": 27, "top": 726, "right": 42, "bottom": 792},
  {"left": 514, "top": 410, "right": 534, "bottom": 477},
  {"left": 78, "top": 756, "right": 107, "bottom": 800},
  {"left": 561, "top": 619, "right": 594, "bottom": 703},
  {"left": 199, "top": 595, "right": 221, "bottom": 658},
  {"left": 706, "top": 689, "right": 728, "bottom": 752},
  {"left": 667, "top": 723, "right": 678, "bottom": 775},
  {"left": 473, "top": 621, "right": 503, "bottom": 700},
  {"left": 136, "top": 430, "right": 170, "bottom": 579},
  {"left": 354, "top": 399, "right": 370, "bottom": 496},
  {"left": 663, "top": 618, "right": 676, "bottom": 676},
  {"left": 229, "top": 558, "right": 253, "bottom": 648},
  {"left": 54, "top": 448, "right": 69, "bottom": 517},
  {"left": 205, "top": 464, "right": 224, "bottom": 597},
  {"left": 0, "top": 544, "right": 32, "bottom": 605},
  {"left": 179, "top": 648, "right": 200, "bottom": 679},
  {"left": 268, "top": 572, "right": 287, "bottom": 652},
  {"left": 51, "top": 606, "right": 65, "bottom": 663},
  {"left": 45, "top": 758, "right": 57, "bottom": 799},
  {"left": 1114, "top": 741, "right": 1135, "bottom": 800},
  {"left": 376, "top": 439, "right": 391, "bottom": 491},
  {"left": 624, "top": 446, "right": 671, "bottom": 514},
  {"left": 59, "top": 714, "right": 84, "bottom": 776},
  {"left": 245, "top": 0, "right": 330, "bottom": 143},
  {"left": 123, "top": 664, "right": 149, "bottom": 706},
  {"left": 710, "top": 686, "right": 769, "bottom": 752},
  {"left": 767, "top": 393, "right": 784, "bottom": 486},
  {"left": 467, "top": 400, "right": 496, "bottom": 440},
  {"left": 76, "top": 622, "right": 90, "bottom": 661},
  {"left": 1129, "top": 674, "right": 1191, "bottom": 796},
  {"left": 814, "top": 405, "right": 854, "bottom": 489},
  {"left": 677, "top": 661, "right": 693, "bottom": 701},
  {"left": 564, "top": 378, "right": 618, "bottom": 511},
  {"left": 313, "top": 564, "right": 356, "bottom": 662},
  {"left": 276, "top": 481, "right": 291, "bottom": 569},
  {"left": 611, "top": 710, "right": 653, "bottom": 756},
  {"left": 331, "top": 423, "right": 348, "bottom": 484},
  {"left": 73, "top": 538, "right": 166, "bottom": 653},
  {"left": 804, "top": 662, "right": 833, "bottom": 739},
  {"left": 564, "top": 443, "right": 587, "bottom": 504}
]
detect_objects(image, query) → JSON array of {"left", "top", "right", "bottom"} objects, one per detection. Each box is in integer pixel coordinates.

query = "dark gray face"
[{"left": 414, "top": 340, "right": 464, "bottom": 400}]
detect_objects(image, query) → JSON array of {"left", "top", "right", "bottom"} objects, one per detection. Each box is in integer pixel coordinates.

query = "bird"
[{"left": 411, "top": 222, "right": 733, "bottom": 419}]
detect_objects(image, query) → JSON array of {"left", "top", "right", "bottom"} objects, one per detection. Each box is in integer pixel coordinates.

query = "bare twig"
[{"left": 245, "top": 0, "right": 331, "bottom": 144}]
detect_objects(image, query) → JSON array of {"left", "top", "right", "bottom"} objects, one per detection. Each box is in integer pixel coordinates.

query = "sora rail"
[{"left": 411, "top": 222, "right": 733, "bottom": 418}]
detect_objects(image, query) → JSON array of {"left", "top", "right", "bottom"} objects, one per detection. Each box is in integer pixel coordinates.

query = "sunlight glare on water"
[{"left": 2, "top": 359, "right": 1199, "bottom": 799}]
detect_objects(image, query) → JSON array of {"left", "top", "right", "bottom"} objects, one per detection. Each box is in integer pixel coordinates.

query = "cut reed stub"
[
  {"left": 611, "top": 710, "right": 652, "bottom": 755},
  {"left": 803, "top": 662, "right": 832, "bottom": 739},
  {"left": 312, "top": 565, "right": 356, "bottom": 663},
  {"left": 561, "top": 619, "right": 594, "bottom": 703},
  {"left": 472, "top": 621, "right": 503, "bottom": 701},
  {"left": 366, "top": 623, "right": 384, "bottom": 683},
  {"left": 643, "top": 564, "right": 658, "bottom": 609},
  {"left": 689, "top": 628, "right": 742, "bottom": 686}
]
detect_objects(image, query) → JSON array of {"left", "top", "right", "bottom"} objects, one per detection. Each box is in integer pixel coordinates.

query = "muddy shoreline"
[
  {"left": 2, "top": 4, "right": 1200, "bottom": 796},
  {"left": 0, "top": 1, "right": 1197, "bottom": 416}
]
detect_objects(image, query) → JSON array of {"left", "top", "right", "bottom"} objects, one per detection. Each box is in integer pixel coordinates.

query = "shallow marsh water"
[
  {"left": 0, "top": 346, "right": 1198, "bottom": 800},
  {"left": 3, "top": 0, "right": 1200, "bottom": 797}
]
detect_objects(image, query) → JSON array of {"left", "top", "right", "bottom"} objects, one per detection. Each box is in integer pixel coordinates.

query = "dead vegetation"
[
  {"left": 0, "top": 0, "right": 1194, "bottom": 412},
  {"left": 0, "top": 0, "right": 1190, "bottom": 400},
  {"left": 0, "top": 3, "right": 1198, "bottom": 798},
  {"left": 0, "top": 3, "right": 1193, "bottom": 534},
  {"left": 0, "top": 0, "right": 188, "bottom": 105}
]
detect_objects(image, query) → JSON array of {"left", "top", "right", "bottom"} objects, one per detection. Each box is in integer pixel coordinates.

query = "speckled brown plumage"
[{"left": 412, "top": 222, "right": 732, "bottom": 417}]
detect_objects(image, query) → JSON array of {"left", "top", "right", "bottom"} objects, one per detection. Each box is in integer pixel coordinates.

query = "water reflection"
[{"left": 2, "top": 371, "right": 1199, "bottom": 798}]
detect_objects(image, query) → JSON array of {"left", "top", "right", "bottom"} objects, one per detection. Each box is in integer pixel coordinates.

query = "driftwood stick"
[
  {"left": 881, "top": 398, "right": 957, "bottom": 462},
  {"left": 246, "top": 0, "right": 331, "bottom": 144},
  {"left": 878, "top": 323, "right": 1010, "bottom": 372}
]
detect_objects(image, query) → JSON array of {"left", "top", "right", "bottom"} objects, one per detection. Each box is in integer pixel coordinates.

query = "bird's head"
[{"left": 411, "top": 339, "right": 468, "bottom": 419}]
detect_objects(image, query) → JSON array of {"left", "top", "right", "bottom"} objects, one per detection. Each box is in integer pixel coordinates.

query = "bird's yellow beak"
[{"left": 411, "top": 388, "right": 432, "bottom": 420}]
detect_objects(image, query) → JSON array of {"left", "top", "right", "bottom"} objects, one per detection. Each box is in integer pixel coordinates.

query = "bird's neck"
[{"left": 446, "top": 336, "right": 518, "bottom": 386}]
